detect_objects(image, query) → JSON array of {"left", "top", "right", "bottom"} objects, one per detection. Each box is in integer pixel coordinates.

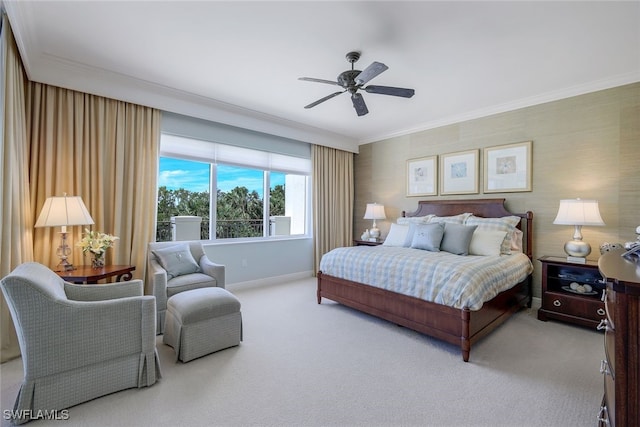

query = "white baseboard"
[
  {"left": 531, "top": 296, "right": 541, "bottom": 310},
  {"left": 227, "top": 270, "right": 314, "bottom": 291}
]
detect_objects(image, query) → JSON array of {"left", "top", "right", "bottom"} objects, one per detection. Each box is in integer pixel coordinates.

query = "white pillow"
[
  {"left": 511, "top": 229, "right": 524, "bottom": 253},
  {"left": 382, "top": 223, "right": 410, "bottom": 247},
  {"left": 396, "top": 215, "right": 433, "bottom": 225},
  {"left": 469, "top": 230, "right": 509, "bottom": 256},
  {"left": 465, "top": 215, "right": 521, "bottom": 254},
  {"left": 426, "top": 213, "right": 472, "bottom": 224}
]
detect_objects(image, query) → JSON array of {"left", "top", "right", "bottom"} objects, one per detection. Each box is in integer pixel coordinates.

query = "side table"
[
  {"left": 537, "top": 255, "right": 605, "bottom": 328},
  {"left": 57, "top": 265, "right": 136, "bottom": 284}
]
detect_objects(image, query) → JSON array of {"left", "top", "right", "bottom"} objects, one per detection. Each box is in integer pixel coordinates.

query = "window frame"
[{"left": 158, "top": 136, "right": 311, "bottom": 242}]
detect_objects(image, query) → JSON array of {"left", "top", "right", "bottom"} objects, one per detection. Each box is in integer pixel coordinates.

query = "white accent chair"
[
  {"left": 147, "top": 241, "right": 225, "bottom": 334},
  {"left": 0, "top": 262, "right": 161, "bottom": 425}
]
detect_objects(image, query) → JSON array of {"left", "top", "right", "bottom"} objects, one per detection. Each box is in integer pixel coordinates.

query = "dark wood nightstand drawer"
[{"left": 541, "top": 291, "right": 606, "bottom": 321}]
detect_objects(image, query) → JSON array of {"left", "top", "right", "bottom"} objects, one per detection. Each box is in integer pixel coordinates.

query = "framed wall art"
[
  {"left": 483, "top": 141, "right": 532, "bottom": 193},
  {"left": 406, "top": 155, "right": 437, "bottom": 196},
  {"left": 439, "top": 149, "right": 479, "bottom": 195}
]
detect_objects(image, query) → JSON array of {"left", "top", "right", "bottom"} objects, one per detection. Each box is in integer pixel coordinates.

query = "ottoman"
[{"left": 163, "top": 287, "right": 242, "bottom": 362}]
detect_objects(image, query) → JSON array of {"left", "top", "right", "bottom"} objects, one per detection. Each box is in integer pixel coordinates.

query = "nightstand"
[
  {"left": 537, "top": 256, "right": 606, "bottom": 328},
  {"left": 353, "top": 239, "right": 383, "bottom": 246}
]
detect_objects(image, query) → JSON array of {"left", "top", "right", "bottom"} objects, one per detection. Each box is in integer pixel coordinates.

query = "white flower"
[{"left": 77, "top": 229, "right": 119, "bottom": 255}]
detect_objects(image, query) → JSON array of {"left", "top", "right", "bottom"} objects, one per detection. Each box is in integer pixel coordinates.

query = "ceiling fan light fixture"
[{"left": 299, "top": 51, "right": 415, "bottom": 117}]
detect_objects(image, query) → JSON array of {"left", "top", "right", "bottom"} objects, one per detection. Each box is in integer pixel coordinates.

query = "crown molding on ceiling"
[
  {"left": 29, "top": 52, "right": 361, "bottom": 153},
  {"left": 359, "top": 71, "right": 640, "bottom": 145},
  {"left": 4, "top": 0, "right": 360, "bottom": 153}
]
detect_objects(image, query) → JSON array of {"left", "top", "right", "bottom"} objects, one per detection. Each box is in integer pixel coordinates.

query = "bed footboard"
[{"left": 317, "top": 271, "right": 531, "bottom": 362}]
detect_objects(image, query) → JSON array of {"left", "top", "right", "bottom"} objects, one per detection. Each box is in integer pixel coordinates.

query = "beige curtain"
[
  {"left": 0, "top": 19, "right": 160, "bottom": 361},
  {"left": 0, "top": 13, "right": 32, "bottom": 362},
  {"left": 312, "top": 144, "right": 354, "bottom": 274},
  {"left": 27, "top": 84, "right": 160, "bottom": 280}
]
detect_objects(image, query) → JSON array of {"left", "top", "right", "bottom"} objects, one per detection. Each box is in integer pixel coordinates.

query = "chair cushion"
[
  {"left": 166, "top": 273, "right": 217, "bottom": 297},
  {"left": 152, "top": 243, "right": 201, "bottom": 280},
  {"left": 167, "top": 287, "right": 240, "bottom": 324}
]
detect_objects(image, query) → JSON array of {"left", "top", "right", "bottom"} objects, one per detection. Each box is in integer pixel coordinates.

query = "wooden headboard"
[{"left": 402, "top": 198, "right": 534, "bottom": 260}]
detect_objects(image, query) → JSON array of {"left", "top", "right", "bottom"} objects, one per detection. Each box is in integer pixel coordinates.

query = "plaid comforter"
[{"left": 319, "top": 246, "right": 533, "bottom": 310}]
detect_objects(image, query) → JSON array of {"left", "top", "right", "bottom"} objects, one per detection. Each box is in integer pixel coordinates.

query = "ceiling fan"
[{"left": 299, "top": 51, "right": 415, "bottom": 117}]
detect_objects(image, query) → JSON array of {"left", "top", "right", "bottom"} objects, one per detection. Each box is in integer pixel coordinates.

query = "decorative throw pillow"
[
  {"left": 404, "top": 222, "right": 436, "bottom": 247},
  {"left": 465, "top": 215, "right": 521, "bottom": 254},
  {"left": 440, "top": 223, "right": 478, "bottom": 255},
  {"left": 410, "top": 223, "right": 445, "bottom": 252},
  {"left": 152, "top": 243, "right": 201, "bottom": 280},
  {"left": 469, "top": 229, "right": 508, "bottom": 256},
  {"left": 382, "top": 223, "right": 410, "bottom": 247}
]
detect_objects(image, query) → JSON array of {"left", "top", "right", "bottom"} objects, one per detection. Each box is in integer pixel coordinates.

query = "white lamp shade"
[
  {"left": 553, "top": 199, "right": 604, "bottom": 226},
  {"left": 363, "top": 203, "right": 386, "bottom": 220},
  {"left": 35, "top": 195, "right": 95, "bottom": 228}
]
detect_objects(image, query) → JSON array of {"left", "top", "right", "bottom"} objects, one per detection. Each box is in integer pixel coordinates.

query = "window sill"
[{"left": 201, "top": 235, "right": 312, "bottom": 246}]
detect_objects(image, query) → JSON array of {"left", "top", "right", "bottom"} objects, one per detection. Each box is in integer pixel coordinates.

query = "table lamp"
[
  {"left": 363, "top": 203, "right": 386, "bottom": 240},
  {"left": 553, "top": 198, "right": 604, "bottom": 263},
  {"left": 35, "top": 194, "right": 94, "bottom": 271}
]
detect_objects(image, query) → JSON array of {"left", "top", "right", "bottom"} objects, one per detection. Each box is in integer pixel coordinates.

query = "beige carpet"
[{"left": 1, "top": 277, "right": 603, "bottom": 427}]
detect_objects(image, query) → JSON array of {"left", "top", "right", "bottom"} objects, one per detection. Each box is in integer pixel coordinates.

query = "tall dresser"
[{"left": 597, "top": 249, "right": 640, "bottom": 427}]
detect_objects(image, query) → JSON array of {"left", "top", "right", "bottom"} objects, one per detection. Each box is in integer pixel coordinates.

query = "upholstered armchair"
[
  {"left": 147, "top": 241, "right": 225, "bottom": 334},
  {"left": 0, "top": 262, "right": 161, "bottom": 425}
]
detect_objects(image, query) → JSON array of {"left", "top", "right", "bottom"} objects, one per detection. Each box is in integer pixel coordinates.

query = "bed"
[{"left": 317, "top": 198, "right": 533, "bottom": 362}]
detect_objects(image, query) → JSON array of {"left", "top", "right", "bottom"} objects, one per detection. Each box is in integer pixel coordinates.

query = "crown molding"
[{"left": 360, "top": 72, "right": 640, "bottom": 145}]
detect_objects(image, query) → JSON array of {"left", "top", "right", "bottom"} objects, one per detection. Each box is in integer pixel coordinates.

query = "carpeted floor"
[{"left": 1, "top": 277, "right": 603, "bottom": 426}]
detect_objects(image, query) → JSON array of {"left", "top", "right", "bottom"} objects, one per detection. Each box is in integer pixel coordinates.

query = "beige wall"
[{"left": 354, "top": 82, "right": 640, "bottom": 298}]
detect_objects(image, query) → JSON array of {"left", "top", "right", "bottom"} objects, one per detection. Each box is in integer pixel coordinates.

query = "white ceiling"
[{"left": 4, "top": 1, "right": 640, "bottom": 152}]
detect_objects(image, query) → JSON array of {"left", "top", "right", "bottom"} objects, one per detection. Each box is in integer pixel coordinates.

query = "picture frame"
[
  {"left": 483, "top": 141, "right": 532, "bottom": 193},
  {"left": 406, "top": 155, "right": 437, "bottom": 197},
  {"left": 439, "top": 149, "right": 479, "bottom": 195}
]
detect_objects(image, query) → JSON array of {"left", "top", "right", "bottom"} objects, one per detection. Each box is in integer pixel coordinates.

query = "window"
[
  {"left": 156, "top": 134, "right": 310, "bottom": 241},
  {"left": 157, "top": 157, "right": 211, "bottom": 241}
]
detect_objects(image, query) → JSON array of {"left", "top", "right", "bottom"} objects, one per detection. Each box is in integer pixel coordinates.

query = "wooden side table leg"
[{"left": 117, "top": 271, "right": 133, "bottom": 282}]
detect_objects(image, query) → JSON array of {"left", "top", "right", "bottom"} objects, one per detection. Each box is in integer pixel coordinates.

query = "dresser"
[{"left": 597, "top": 249, "right": 640, "bottom": 427}]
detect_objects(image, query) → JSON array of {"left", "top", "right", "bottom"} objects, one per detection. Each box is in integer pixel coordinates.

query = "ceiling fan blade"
[
  {"left": 354, "top": 61, "right": 388, "bottom": 85},
  {"left": 364, "top": 85, "right": 415, "bottom": 98},
  {"left": 299, "top": 77, "right": 340, "bottom": 86},
  {"left": 351, "top": 93, "right": 369, "bottom": 116},
  {"left": 304, "top": 91, "right": 345, "bottom": 109}
]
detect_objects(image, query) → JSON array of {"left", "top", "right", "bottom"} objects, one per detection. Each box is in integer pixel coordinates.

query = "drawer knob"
[
  {"left": 597, "top": 319, "right": 608, "bottom": 331},
  {"left": 597, "top": 308, "right": 606, "bottom": 316},
  {"left": 600, "top": 359, "right": 612, "bottom": 377},
  {"left": 597, "top": 405, "right": 610, "bottom": 425},
  {"left": 553, "top": 299, "right": 562, "bottom": 307}
]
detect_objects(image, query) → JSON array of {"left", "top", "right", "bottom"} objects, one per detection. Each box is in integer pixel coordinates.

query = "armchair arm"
[
  {"left": 20, "top": 295, "right": 157, "bottom": 380},
  {"left": 64, "top": 279, "right": 144, "bottom": 301},
  {"left": 147, "top": 257, "right": 168, "bottom": 311},
  {"left": 200, "top": 256, "right": 225, "bottom": 289}
]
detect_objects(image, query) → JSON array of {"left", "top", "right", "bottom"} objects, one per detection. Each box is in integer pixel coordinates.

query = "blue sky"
[{"left": 158, "top": 157, "right": 284, "bottom": 196}]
